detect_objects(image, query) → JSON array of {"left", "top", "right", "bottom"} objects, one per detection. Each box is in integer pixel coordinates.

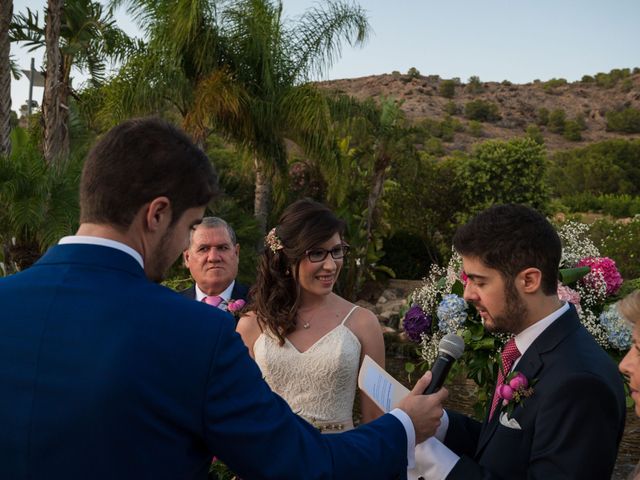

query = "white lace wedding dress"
[{"left": 253, "top": 306, "right": 361, "bottom": 433}]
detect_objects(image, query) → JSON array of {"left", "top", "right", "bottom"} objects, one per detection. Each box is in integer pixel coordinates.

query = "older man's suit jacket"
[
  {"left": 444, "top": 305, "right": 626, "bottom": 479},
  {"left": 0, "top": 244, "right": 408, "bottom": 480},
  {"left": 180, "top": 282, "right": 250, "bottom": 302}
]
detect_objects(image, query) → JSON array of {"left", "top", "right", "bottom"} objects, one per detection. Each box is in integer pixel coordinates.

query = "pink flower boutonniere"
[
  {"left": 497, "top": 371, "right": 536, "bottom": 418},
  {"left": 227, "top": 299, "right": 246, "bottom": 314}
]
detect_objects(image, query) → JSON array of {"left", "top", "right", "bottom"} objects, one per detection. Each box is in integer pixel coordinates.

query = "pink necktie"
[
  {"left": 202, "top": 295, "right": 223, "bottom": 307},
  {"left": 489, "top": 338, "right": 521, "bottom": 420}
]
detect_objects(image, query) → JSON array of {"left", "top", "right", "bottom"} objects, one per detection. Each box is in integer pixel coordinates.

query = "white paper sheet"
[{"left": 358, "top": 355, "right": 410, "bottom": 412}]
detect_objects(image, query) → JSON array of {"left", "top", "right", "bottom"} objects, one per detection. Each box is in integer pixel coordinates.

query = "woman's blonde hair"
[{"left": 617, "top": 290, "right": 640, "bottom": 325}]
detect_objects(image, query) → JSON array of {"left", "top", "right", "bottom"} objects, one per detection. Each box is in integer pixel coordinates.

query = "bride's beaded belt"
[{"left": 308, "top": 419, "right": 354, "bottom": 433}]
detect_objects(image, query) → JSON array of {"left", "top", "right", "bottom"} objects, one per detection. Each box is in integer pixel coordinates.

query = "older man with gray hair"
[{"left": 181, "top": 216, "right": 249, "bottom": 313}]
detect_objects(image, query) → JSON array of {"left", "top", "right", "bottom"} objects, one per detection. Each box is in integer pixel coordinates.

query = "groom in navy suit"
[
  {"left": 0, "top": 117, "right": 448, "bottom": 480},
  {"left": 410, "top": 204, "right": 626, "bottom": 479}
]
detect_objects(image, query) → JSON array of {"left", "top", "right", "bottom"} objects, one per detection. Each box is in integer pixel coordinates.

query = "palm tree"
[
  {"left": 11, "top": 0, "right": 134, "bottom": 163},
  {"left": 106, "top": 0, "right": 369, "bottom": 234},
  {"left": 42, "top": 0, "right": 67, "bottom": 164},
  {"left": 0, "top": 0, "right": 12, "bottom": 157}
]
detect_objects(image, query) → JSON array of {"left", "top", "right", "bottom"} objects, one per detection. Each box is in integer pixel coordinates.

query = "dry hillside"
[{"left": 317, "top": 70, "right": 640, "bottom": 154}]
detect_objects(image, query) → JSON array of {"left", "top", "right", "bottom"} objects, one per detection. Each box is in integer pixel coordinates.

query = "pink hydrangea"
[
  {"left": 557, "top": 282, "right": 582, "bottom": 314},
  {"left": 576, "top": 257, "right": 623, "bottom": 296}
]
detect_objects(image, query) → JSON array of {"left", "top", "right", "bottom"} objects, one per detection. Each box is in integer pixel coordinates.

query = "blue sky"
[{"left": 10, "top": 0, "right": 640, "bottom": 114}]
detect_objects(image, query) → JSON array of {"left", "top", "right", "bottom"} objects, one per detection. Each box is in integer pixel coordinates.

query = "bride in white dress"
[{"left": 237, "top": 199, "right": 385, "bottom": 432}]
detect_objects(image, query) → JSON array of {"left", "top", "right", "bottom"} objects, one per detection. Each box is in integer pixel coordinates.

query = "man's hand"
[{"left": 397, "top": 371, "right": 448, "bottom": 443}]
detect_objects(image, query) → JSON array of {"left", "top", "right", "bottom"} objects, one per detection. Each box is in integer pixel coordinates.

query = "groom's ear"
[{"left": 517, "top": 268, "right": 542, "bottom": 294}]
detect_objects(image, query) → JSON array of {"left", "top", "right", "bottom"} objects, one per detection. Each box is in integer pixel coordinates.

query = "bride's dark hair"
[{"left": 251, "top": 198, "right": 345, "bottom": 345}]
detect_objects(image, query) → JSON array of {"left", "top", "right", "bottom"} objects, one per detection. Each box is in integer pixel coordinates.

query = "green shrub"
[
  {"left": 466, "top": 75, "right": 483, "bottom": 94},
  {"left": 381, "top": 231, "right": 437, "bottom": 279},
  {"left": 537, "top": 108, "right": 550, "bottom": 126},
  {"left": 456, "top": 137, "right": 550, "bottom": 221},
  {"left": 439, "top": 80, "right": 456, "bottom": 99},
  {"left": 444, "top": 101, "right": 458, "bottom": 115},
  {"left": 590, "top": 217, "right": 640, "bottom": 280},
  {"left": 606, "top": 107, "right": 640, "bottom": 133},
  {"left": 423, "top": 137, "right": 445, "bottom": 156},
  {"left": 547, "top": 139, "right": 640, "bottom": 198},
  {"left": 548, "top": 109, "right": 566, "bottom": 133},
  {"left": 525, "top": 124, "right": 544, "bottom": 144},
  {"left": 543, "top": 78, "right": 567, "bottom": 93},
  {"left": 560, "top": 193, "right": 640, "bottom": 218},
  {"left": 468, "top": 120, "right": 483, "bottom": 137},
  {"left": 464, "top": 100, "right": 501, "bottom": 122},
  {"left": 581, "top": 75, "right": 595, "bottom": 83},
  {"left": 563, "top": 120, "right": 582, "bottom": 141},
  {"left": 407, "top": 67, "right": 421, "bottom": 78}
]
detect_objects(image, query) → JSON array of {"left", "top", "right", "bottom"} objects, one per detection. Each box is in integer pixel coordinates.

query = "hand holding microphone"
[{"left": 423, "top": 333, "right": 465, "bottom": 394}]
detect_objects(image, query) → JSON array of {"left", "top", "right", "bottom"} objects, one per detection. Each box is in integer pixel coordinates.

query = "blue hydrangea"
[
  {"left": 599, "top": 304, "right": 632, "bottom": 350},
  {"left": 436, "top": 294, "right": 468, "bottom": 334}
]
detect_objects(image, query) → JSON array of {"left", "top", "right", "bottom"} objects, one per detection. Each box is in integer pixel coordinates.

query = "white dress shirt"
[{"left": 59, "top": 235, "right": 144, "bottom": 268}]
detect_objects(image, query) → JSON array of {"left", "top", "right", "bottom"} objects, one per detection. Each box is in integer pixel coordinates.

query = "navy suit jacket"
[
  {"left": 444, "top": 305, "right": 626, "bottom": 479},
  {"left": 0, "top": 244, "right": 408, "bottom": 479}
]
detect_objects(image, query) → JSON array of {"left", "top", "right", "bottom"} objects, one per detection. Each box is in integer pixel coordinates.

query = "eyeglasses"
[{"left": 305, "top": 245, "right": 350, "bottom": 263}]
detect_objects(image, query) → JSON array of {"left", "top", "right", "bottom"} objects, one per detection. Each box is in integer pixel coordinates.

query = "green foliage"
[
  {"left": 468, "top": 120, "right": 483, "bottom": 137},
  {"left": 581, "top": 75, "right": 595, "bottom": 83},
  {"left": 466, "top": 75, "right": 483, "bottom": 94},
  {"left": 464, "top": 100, "right": 501, "bottom": 122},
  {"left": 536, "top": 107, "right": 550, "bottom": 126},
  {"left": 443, "top": 101, "right": 458, "bottom": 116},
  {"left": 560, "top": 193, "right": 640, "bottom": 218},
  {"left": 525, "top": 124, "right": 544, "bottom": 144},
  {"left": 606, "top": 107, "right": 640, "bottom": 133},
  {"left": 381, "top": 231, "right": 436, "bottom": 280},
  {"left": 547, "top": 108, "right": 566, "bottom": 133},
  {"left": 542, "top": 77, "right": 567, "bottom": 93},
  {"left": 407, "top": 67, "right": 421, "bottom": 78},
  {"left": 590, "top": 217, "right": 640, "bottom": 280},
  {"left": 0, "top": 130, "right": 81, "bottom": 273},
  {"left": 423, "top": 137, "right": 445, "bottom": 156},
  {"left": 547, "top": 139, "right": 640, "bottom": 198},
  {"left": 455, "top": 137, "right": 550, "bottom": 221},
  {"left": 594, "top": 68, "right": 631, "bottom": 88},
  {"left": 439, "top": 80, "right": 456, "bottom": 99},
  {"left": 563, "top": 120, "right": 582, "bottom": 141}
]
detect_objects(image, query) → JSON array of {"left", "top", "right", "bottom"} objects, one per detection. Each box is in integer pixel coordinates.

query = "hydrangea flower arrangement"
[{"left": 556, "top": 221, "right": 630, "bottom": 352}]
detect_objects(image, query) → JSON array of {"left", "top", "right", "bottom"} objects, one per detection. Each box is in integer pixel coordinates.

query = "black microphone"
[{"left": 423, "top": 333, "right": 465, "bottom": 394}]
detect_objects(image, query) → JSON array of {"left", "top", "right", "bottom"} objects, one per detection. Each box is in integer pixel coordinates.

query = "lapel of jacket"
[{"left": 475, "top": 304, "right": 581, "bottom": 456}]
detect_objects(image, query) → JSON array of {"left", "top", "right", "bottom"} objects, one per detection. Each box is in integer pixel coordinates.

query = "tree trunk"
[
  {"left": 365, "top": 152, "right": 391, "bottom": 242},
  {"left": 253, "top": 155, "right": 271, "bottom": 238},
  {"left": 43, "top": 0, "right": 69, "bottom": 165},
  {"left": 0, "top": 0, "right": 12, "bottom": 157}
]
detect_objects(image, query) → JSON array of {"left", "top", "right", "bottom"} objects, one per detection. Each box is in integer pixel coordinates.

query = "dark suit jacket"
[
  {"left": 180, "top": 281, "right": 250, "bottom": 303},
  {"left": 0, "top": 244, "right": 408, "bottom": 479},
  {"left": 444, "top": 305, "right": 626, "bottom": 479}
]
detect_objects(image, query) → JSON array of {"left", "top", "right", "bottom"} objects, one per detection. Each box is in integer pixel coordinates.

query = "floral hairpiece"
[{"left": 265, "top": 227, "right": 284, "bottom": 253}]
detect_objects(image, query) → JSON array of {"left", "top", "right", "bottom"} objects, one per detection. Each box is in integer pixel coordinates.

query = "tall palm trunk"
[
  {"left": 0, "top": 0, "right": 12, "bottom": 157},
  {"left": 43, "top": 0, "right": 69, "bottom": 165},
  {"left": 365, "top": 152, "right": 391, "bottom": 243},
  {"left": 253, "top": 155, "right": 271, "bottom": 237}
]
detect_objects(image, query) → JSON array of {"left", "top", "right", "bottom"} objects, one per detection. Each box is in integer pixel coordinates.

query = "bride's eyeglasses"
[{"left": 305, "top": 245, "right": 350, "bottom": 263}]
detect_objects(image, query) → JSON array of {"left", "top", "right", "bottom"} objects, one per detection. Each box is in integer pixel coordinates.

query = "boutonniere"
[
  {"left": 496, "top": 371, "right": 536, "bottom": 418},
  {"left": 226, "top": 299, "right": 246, "bottom": 315}
]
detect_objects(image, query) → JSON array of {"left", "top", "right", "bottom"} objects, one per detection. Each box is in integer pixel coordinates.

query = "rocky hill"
[{"left": 318, "top": 70, "right": 640, "bottom": 154}]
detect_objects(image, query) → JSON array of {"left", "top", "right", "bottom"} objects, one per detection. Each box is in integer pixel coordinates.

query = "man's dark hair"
[
  {"left": 453, "top": 204, "right": 561, "bottom": 295},
  {"left": 80, "top": 117, "right": 219, "bottom": 228}
]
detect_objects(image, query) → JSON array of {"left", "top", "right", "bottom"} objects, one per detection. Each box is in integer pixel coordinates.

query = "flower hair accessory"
[
  {"left": 497, "top": 371, "right": 536, "bottom": 418},
  {"left": 265, "top": 227, "right": 284, "bottom": 253}
]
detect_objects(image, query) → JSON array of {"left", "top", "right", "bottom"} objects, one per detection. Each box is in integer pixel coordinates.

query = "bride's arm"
[
  {"left": 236, "top": 311, "right": 262, "bottom": 359},
  {"left": 352, "top": 308, "right": 386, "bottom": 423}
]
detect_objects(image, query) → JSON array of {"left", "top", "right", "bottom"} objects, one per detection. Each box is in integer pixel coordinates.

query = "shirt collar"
[
  {"left": 58, "top": 235, "right": 144, "bottom": 269},
  {"left": 195, "top": 280, "right": 236, "bottom": 302},
  {"left": 514, "top": 301, "right": 570, "bottom": 357}
]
